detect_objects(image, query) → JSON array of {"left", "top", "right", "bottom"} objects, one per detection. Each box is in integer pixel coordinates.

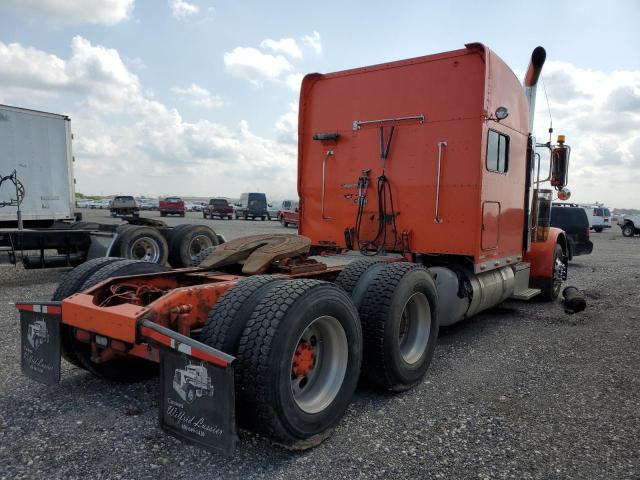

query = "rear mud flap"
[
  {"left": 17, "top": 302, "right": 62, "bottom": 385},
  {"left": 140, "top": 320, "right": 237, "bottom": 456},
  {"left": 159, "top": 349, "right": 236, "bottom": 456}
]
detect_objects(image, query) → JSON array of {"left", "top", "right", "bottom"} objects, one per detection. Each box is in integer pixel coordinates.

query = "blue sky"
[{"left": 0, "top": 0, "right": 639, "bottom": 206}]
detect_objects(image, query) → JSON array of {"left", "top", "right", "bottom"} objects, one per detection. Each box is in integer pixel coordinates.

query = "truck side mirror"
[{"left": 550, "top": 135, "right": 570, "bottom": 189}]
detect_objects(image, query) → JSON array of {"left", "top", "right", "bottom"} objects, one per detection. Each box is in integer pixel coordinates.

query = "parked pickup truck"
[
  {"left": 203, "top": 198, "right": 233, "bottom": 220},
  {"left": 110, "top": 196, "right": 138, "bottom": 217},
  {"left": 159, "top": 197, "right": 186, "bottom": 217},
  {"left": 619, "top": 214, "right": 640, "bottom": 237}
]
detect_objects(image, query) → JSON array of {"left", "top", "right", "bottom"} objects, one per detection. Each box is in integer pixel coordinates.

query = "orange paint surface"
[{"left": 298, "top": 43, "right": 530, "bottom": 269}]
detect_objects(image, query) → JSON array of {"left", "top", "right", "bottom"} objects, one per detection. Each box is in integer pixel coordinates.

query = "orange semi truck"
[{"left": 16, "top": 43, "right": 571, "bottom": 455}]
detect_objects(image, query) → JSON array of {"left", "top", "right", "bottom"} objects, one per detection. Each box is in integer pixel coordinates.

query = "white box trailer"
[
  {"left": 0, "top": 104, "right": 223, "bottom": 269},
  {"left": 0, "top": 104, "right": 75, "bottom": 226}
]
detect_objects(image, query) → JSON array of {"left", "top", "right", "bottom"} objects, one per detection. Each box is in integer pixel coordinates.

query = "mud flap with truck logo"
[
  {"left": 15, "top": 302, "right": 237, "bottom": 456},
  {"left": 18, "top": 303, "right": 61, "bottom": 385}
]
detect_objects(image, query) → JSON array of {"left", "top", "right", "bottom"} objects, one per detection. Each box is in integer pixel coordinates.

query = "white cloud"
[
  {"left": 285, "top": 73, "right": 304, "bottom": 92},
  {"left": 301, "top": 31, "right": 322, "bottom": 54},
  {"left": 275, "top": 103, "right": 298, "bottom": 145},
  {"left": 169, "top": 0, "right": 199, "bottom": 19},
  {"left": 0, "top": 36, "right": 140, "bottom": 112},
  {"left": 531, "top": 61, "right": 640, "bottom": 206},
  {"left": 171, "top": 83, "right": 223, "bottom": 109},
  {"left": 223, "top": 47, "right": 293, "bottom": 86},
  {"left": 0, "top": 0, "right": 134, "bottom": 25},
  {"left": 260, "top": 38, "right": 303, "bottom": 59},
  {"left": 0, "top": 37, "right": 298, "bottom": 198}
]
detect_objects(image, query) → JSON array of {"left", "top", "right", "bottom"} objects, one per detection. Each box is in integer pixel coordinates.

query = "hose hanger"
[{"left": 352, "top": 114, "right": 424, "bottom": 131}]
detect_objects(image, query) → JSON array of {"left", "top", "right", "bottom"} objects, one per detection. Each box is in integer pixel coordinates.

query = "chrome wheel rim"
[
  {"left": 188, "top": 234, "right": 214, "bottom": 259},
  {"left": 290, "top": 315, "right": 348, "bottom": 414},
  {"left": 398, "top": 292, "right": 431, "bottom": 364},
  {"left": 552, "top": 256, "right": 565, "bottom": 296},
  {"left": 129, "top": 237, "right": 160, "bottom": 262}
]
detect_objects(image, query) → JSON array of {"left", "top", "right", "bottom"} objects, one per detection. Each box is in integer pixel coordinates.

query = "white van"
[{"left": 581, "top": 204, "right": 611, "bottom": 232}]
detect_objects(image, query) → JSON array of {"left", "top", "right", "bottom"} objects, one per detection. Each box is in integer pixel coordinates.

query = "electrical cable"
[{"left": 354, "top": 126, "right": 399, "bottom": 255}]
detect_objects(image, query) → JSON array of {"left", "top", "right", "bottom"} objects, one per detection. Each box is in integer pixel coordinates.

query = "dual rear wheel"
[{"left": 200, "top": 261, "right": 438, "bottom": 447}]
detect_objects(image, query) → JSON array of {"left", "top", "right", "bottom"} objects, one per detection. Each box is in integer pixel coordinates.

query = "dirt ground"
[{"left": 0, "top": 217, "right": 638, "bottom": 480}]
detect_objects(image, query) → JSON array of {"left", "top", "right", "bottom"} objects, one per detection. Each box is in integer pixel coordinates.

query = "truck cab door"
[{"left": 481, "top": 201, "right": 500, "bottom": 250}]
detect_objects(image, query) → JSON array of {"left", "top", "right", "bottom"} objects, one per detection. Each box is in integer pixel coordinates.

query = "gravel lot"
[{"left": 1, "top": 216, "right": 638, "bottom": 480}]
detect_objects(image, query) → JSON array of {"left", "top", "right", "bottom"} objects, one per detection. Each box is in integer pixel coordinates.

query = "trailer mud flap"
[
  {"left": 139, "top": 320, "right": 236, "bottom": 456},
  {"left": 16, "top": 302, "right": 62, "bottom": 385}
]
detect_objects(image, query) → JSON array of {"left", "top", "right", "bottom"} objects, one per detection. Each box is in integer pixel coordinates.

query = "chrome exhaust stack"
[{"left": 523, "top": 46, "right": 546, "bottom": 133}]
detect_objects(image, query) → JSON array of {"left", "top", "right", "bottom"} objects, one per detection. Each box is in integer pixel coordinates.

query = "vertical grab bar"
[
  {"left": 321, "top": 150, "right": 334, "bottom": 220},
  {"left": 434, "top": 141, "right": 447, "bottom": 224}
]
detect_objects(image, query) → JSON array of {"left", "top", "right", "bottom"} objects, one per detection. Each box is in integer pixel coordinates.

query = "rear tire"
[
  {"left": 200, "top": 276, "right": 286, "bottom": 354},
  {"left": 235, "top": 280, "right": 362, "bottom": 448},
  {"left": 51, "top": 257, "right": 124, "bottom": 369},
  {"left": 335, "top": 259, "right": 387, "bottom": 307},
  {"left": 594, "top": 227, "right": 603, "bottom": 233},
  {"left": 71, "top": 260, "right": 170, "bottom": 382},
  {"left": 357, "top": 262, "right": 439, "bottom": 392},
  {"left": 622, "top": 224, "right": 635, "bottom": 237}
]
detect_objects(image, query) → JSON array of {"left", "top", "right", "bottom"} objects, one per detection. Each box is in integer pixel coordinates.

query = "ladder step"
[{"left": 510, "top": 288, "right": 541, "bottom": 301}]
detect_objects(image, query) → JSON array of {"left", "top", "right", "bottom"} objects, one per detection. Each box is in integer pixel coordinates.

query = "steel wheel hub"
[
  {"left": 398, "top": 292, "right": 431, "bottom": 365},
  {"left": 290, "top": 315, "right": 348, "bottom": 414},
  {"left": 188, "top": 234, "right": 213, "bottom": 258},
  {"left": 129, "top": 237, "right": 160, "bottom": 262}
]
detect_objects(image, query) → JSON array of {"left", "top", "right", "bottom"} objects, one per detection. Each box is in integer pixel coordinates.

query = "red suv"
[{"left": 159, "top": 197, "right": 186, "bottom": 217}]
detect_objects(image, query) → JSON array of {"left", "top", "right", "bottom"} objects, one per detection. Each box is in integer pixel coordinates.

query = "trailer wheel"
[
  {"left": 200, "top": 275, "right": 285, "bottom": 354},
  {"left": 51, "top": 257, "right": 124, "bottom": 369},
  {"left": 358, "top": 262, "right": 439, "bottom": 392},
  {"left": 235, "top": 280, "right": 362, "bottom": 448},
  {"left": 112, "top": 226, "right": 169, "bottom": 264},
  {"left": 167, "top": 224, "right": 219, "bottom": 268},
  {"left": 540, "top": 244, "right": 565, "bottom": 301},
  {"left": 70, "top": 260, "right": 170, "bottom": 382}
]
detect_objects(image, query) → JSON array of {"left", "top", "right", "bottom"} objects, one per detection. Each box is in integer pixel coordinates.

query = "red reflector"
[
  {"left": 75, "top": 329, "right": 91, "bottom": 343},
  {"left": 111, "top": 340, "right": 128, "bottom": 352}
]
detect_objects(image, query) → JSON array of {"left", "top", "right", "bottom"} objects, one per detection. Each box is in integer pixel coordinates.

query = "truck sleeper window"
[{"left": 487, "top": 130, "right": 509, "bottom": 173}]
